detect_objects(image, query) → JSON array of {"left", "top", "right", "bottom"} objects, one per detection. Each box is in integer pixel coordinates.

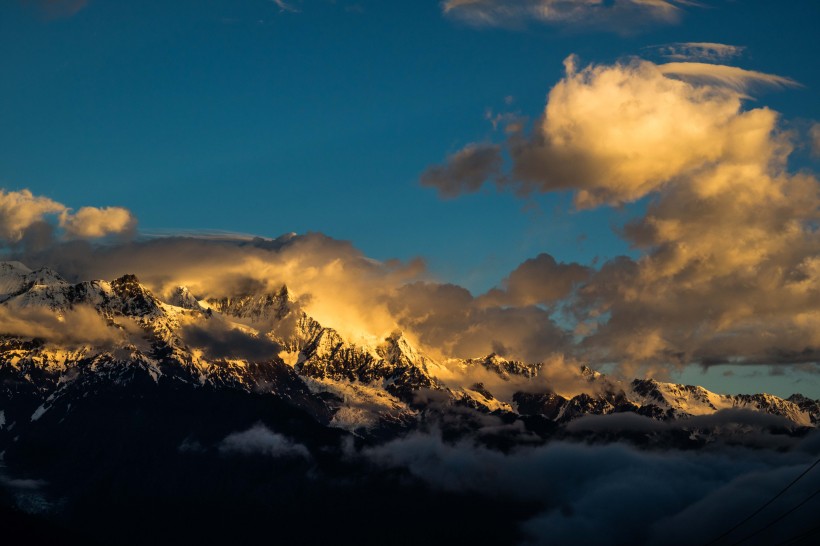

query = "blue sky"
[
  {"left": 2, "top": 0, "right": 820, "bottom": 397},
  {"left": 5, "top": 0, "right": 817, "bottom": 290}
]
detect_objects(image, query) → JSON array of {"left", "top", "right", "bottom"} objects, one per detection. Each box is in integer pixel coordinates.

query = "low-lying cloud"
[
  {"left": 219, "top": 423, "right": 310, "bottom": 459},
  {"left": 363, "top": 426, "right": 820, "bottom": 545}
]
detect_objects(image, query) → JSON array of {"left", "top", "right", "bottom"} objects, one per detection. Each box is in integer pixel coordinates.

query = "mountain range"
[{"left": 1, "top": 261, "right": 818, "bottom": 544}]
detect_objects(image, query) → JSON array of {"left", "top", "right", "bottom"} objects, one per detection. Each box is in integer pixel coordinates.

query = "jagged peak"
[
  {"left": 580, "top": 365, "right": 602, "bottom": 380},
  {"left": 378, "top": 330, "right": 428, "bottom": 369},
  {"left": 112, "top": 273, "right": 142, "bottom": 287},
  {"left": 168, "top": 286, "right": 203, "bottom": 310},
  {"left": 206, "top": 287, "right": 291, "bottom": 321}
]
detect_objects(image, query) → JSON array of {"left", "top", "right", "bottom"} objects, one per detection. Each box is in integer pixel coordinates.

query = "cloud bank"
[
  {"left": 422, "top": 56, "right": 820, "bottom": 374},
  {"left": 364, "top": 425, "right": 820, "bottom": 545}
]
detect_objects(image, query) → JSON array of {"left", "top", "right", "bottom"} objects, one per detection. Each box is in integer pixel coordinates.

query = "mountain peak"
[
  {"left": 168, "top": 286, "right": 203, "bottom": 310},
  {"left": 110, "top": 273, "right": 162, "bottom": 317}
]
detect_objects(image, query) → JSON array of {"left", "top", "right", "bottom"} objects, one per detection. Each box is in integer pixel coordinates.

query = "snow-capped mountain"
[
  {"left": 1, "top": 261, "right": 818, "bottom": 545},
  {"left": 1, "top": 261, "right": 817, "bottom": 439}
]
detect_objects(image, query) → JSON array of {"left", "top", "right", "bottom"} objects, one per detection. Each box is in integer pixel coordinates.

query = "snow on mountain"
[{"left": 0, "top": 261, "right": 817, "bottom": 437}]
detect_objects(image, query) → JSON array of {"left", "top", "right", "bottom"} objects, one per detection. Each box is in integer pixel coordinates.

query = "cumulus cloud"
[
  {"left": 0, "top": 189, "right": 136, "bottom": 246},
  {"left": 219, "top": 423, "right": 310, "bottom": 459},
  {"left": 0, "top": 190, "right": 65, "bottom": 244},
  {"left": 651, "top": 42, "right": 746, "bottom": 63},
  {"left": 479, "top": 253, "right": 590, "bottom": 307},
  {"left": 422, "top": 55, "right": 820, "bottom": 373},
  {"left": 364, "top": 429, "right": 820, "bottom": 545},
  {"left": 387, "top": 281, "right": 570, "bottom": 362},
  {"left": 426, "top": 56, "right": 796, "bottom": 208},
  {"left": 441, "top": 0, "right": 688, "bottom": 31},
  {"left": 60, "top": 207, "right": 136, "bottom": 239}
]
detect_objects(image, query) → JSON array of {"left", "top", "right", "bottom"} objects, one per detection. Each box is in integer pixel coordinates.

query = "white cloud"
[
  {"left": 219, "top": 424, "right": 310, "bottom": 458},
  {"left": 0, "top": 188, "right": 136, "bottom": 245},
  {"left": 60, "top": 206, "right": 136, "bottom": 239}
]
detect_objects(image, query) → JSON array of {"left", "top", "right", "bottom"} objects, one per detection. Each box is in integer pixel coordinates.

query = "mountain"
[
  {"left": 1, "top": 262, "right": 818, "bottom": 544},
  {"left": 1, "top": 261, "right": 816, "bottom": 436}
]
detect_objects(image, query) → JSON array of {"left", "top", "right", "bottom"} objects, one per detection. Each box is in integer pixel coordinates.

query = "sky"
[{"left": 2, "top": 0, "right": 820, "bottom": 397}]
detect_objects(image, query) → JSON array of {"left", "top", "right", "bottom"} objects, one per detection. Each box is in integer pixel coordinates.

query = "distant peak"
[
  {"left": 0, "top": 261, "right": 32, "bottom": 274},
  {"left": 113, "top": 273, "right": 141, "bottom": 286}
]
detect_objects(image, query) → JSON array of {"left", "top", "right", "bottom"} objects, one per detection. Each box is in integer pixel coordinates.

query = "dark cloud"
[
  {"left": 363, "top": 428, "right": 820, "bottom": 545},
  {"left": 479, "top": 253, "right": 590, "bottom": 307},
  {"left": 388, "top": 281, "right": 569, "bottom": 362},
  {"left": 420, "top": 143, "right": 503, "bottom": 198},
  {"left": 181, "top": 318, "right": 282, "bottom": 362}
]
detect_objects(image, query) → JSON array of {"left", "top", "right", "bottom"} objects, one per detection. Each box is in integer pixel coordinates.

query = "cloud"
[
  {"left": 21, "top": 0, "right": 87, "bottom": 18},
  {"left": 60, "top": 207, "right": 136, "bottom": 240},
  {"left": 219, "top": 424, "right": 310, "bottom": 459},
  {"left": 420, "top": 144, "right": 503, "bottom": 198},
  {"left": 0, "top": 305, "right": 124, "bottom": 347},
  {"left": 271, "top": 0, "right": 300, "bottom": 13},
  {"left": 0, "top": 189, "right": 136, "bottom": 246},
  {"left": 650, "top": 42, "right": 746, "bottom": 63},
  {"left": 441, "top": 0, "right": 689, "bottom": 31},
  {"left": 387, "top": 281, "right": 570, "bottom": 363},
  {"left": 363, "top": 429, "right": 820, "bottom": 545},
  {"left": 181, "top": 318, "right": 282, "bottom": 362},
  {"left": 422, "top": 55, "right": 820, "bottom": 373},
  {"left": 16, "top": 233, "right": 426, "bottom": 347},
  {"left": 0, "top": 190, "right": 65, "bottom": 244},
  {"left": 424, "top": 56, "right": 797, "bottom": 207},
  {"left": 479, "top": 253, "right": 591, "bottom": 307},
  {"left": 658, "top": 62, "right": 799, "bottom": 92}
]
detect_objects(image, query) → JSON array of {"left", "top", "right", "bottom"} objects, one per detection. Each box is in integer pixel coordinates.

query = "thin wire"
[
  {"left": 704, "top": 457, "right": 820, "bottom": 545},
  {"left": 730, "top": 487, "right": 820, "bottom": 546},
  {"left": 775, "top": 522, "right": 820, "bottom": 546}
]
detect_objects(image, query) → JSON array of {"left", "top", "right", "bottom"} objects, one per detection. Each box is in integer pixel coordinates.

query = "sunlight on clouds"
[
  {"left": 423, "top": 54, "right": 820, "bottom": 373},
  {"left": 0, "top": 189, "right": 136, "bottom": 244},
  {"left": 60, "top": 206, "right": 136, "bottom": 239}
]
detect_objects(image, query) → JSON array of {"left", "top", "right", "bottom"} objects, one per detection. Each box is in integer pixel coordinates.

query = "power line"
[
  {"left": 704, "top": 456, "right": 820, "bottom": 545},
  {"left": 775, "top": 522, "right": 820, "bottom": 546},
  {"left": 730, "top": 487, "right": 820, "bottom": 545}
]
